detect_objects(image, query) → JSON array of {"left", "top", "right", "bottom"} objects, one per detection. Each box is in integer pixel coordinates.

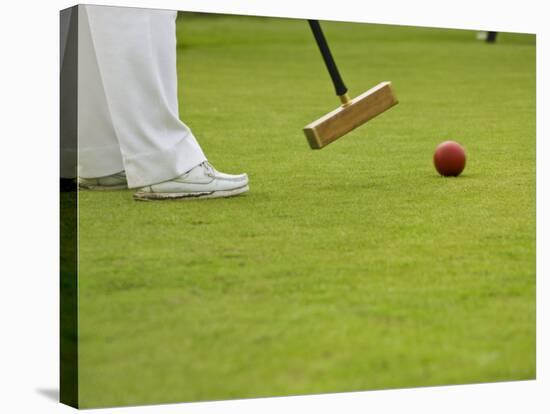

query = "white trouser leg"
[
  {"left": 60, "top": 7, "right": 77, "bottom": 179},
  {"left": 78, "top": 6, "right": 124, "bottom": 179},
  {"left": 79, "top": 5, "right": 207, "bottom": 188}
]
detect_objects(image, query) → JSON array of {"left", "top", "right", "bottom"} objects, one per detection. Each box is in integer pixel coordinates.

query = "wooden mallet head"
[
  {"left": 304, "top": 20, "right": 398, "bottom": 149},
  {"left": 304, "top": 81, "right": 398, "bottom": 149}
]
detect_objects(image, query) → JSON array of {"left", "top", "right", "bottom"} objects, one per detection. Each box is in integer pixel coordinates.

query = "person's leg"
[
  {"left": 77, "top": 5, "right": 125, "bottom": 180},
  {"left": 60, "top": 7, "right": 77, "bottom": 181},
  {"left": 84, "top": 5, "right": 206, "bottom": 189},
  {"left": 486, "top": 31, "right": 498, "bottom": 43}
]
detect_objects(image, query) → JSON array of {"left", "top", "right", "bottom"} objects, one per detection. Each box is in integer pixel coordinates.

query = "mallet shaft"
[{"left": 308, "top": 20, "right": 349, "bottom": 99}]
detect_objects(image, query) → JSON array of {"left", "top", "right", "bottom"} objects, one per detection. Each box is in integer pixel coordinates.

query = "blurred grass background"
[{"left": 77, "top": 13, "right": 535, "bottom": 408}]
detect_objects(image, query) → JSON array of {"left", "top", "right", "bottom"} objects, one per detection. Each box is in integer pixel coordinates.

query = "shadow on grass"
[{"left": 430, "top": 173, "right": 478, "bottom": 180}]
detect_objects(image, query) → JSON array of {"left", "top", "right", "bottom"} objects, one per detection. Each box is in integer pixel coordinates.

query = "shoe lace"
[{"left": 202, "top": 161, "right": 216, "bottom": 175}]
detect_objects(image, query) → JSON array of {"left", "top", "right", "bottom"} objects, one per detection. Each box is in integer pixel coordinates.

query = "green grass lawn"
[{"left": 77, "top": 14, "right": 536, "bottom": 408}]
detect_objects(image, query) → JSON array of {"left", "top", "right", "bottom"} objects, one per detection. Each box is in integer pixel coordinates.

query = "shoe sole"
[
  {"left": 79, "top": 184, "right": 128, "bottom": 191},
  {"left": 133, "top": 185, "right": 249, "bottom": 201}
]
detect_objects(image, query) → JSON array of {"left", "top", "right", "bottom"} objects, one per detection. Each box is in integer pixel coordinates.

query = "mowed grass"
[{"left": 77, "top": 14, "right": 536, "bottom": 408}]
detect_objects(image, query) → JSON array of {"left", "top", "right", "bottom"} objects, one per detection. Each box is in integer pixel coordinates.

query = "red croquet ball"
[{"left": 433, "top": 141, "right": 466, "bottom": 177}]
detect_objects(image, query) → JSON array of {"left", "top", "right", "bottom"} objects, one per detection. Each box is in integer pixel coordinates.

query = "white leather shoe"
[
  {"left": 133, "top": 162, "right": 249, "bottom": 201},
  {"left": 78, "top": 171, "right": 128, "bottom": 190}
]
